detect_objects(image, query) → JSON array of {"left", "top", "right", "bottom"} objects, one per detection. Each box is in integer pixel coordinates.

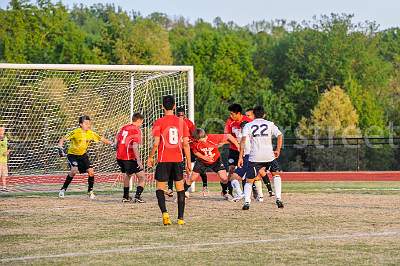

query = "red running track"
[{"left": 6, "top": 171, "right": 400, "bottom": 184}]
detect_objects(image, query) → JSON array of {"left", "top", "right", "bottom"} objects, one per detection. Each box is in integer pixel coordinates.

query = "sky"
[{"left": 1, "top": 0, "right": 399, "bottom": 29}]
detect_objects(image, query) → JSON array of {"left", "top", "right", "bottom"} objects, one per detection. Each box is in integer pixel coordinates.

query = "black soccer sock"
[
  {"left": 88, "top": 175, "right": 94, "bottom": 192},
  {"left": 184, "top": 181, "right": 191, "bottom": 192},
  {"left": 156, "top": 189, "right": 167, "bottom": 213},
  {"left": 242, "top": 179, "right": 246, "bottom": 190},
  {"left": 135, "top": 186, "right": 144, "bottom": 198},
  {"left": 200, "top": 172, "right": 208, "bottom": 187},
  {"left": 61, "top": 175, "right": 73, "bottom": 190},
  {"left": 168, "top": 178, "right": 174, "bottom": 191},
  {"left": 177, "top": 190, "right": 185, "bottom": 220},
  {"left": 262, "top": 175, "right": 273, "bottom": 193},
  {"left": 227, "top": 180, "right": 233, "bottom": 195},
  {"left": 123, "top": 186, "right": 129, "bottom": 199},
  {"left": 220, "top": 182, "right": 228, "bottom": 195}
]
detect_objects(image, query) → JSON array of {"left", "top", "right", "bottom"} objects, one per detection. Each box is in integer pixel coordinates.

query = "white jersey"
[
  {"left": 237, "top": 130, "right": 251, "bottom": 155},
  {"left": 242, "top": 118, "right": 282, "bottom": 162}
]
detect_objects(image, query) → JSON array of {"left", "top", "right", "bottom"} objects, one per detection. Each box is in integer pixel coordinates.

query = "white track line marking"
[{"left": 1, "top": 231, "right": 399, "bottom": 262}]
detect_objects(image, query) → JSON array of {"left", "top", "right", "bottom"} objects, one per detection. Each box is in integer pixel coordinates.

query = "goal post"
[{"left": 0, "top": 63, "right": 194, "bottom": 193}]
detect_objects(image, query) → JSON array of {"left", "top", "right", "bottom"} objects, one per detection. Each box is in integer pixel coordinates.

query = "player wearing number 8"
[{"left": 147, "top": 95, "right": 191, "bottom": 225}]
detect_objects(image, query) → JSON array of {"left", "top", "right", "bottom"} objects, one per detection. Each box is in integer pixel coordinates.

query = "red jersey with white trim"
[
  {"left": 224, "top": 115, "right": 252, "bottom": 151},
  {"left": 191, "top": 134, "right": 228, "bottom": 165},
  {"left": 182, "top": 117, "right": 196, "bottom": 142},
  {"left": 152, "top": 115, "right": 190, "bottom": 162},
  {"left": 116, "top": 124, "right": 142, "bottom": 160}
]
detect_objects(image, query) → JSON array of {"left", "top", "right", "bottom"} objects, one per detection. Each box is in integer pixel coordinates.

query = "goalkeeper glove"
[{"left": 56, "top": 146, "right": 67, "bottom": 157}]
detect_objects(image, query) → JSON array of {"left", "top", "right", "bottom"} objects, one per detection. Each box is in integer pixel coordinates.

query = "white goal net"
[{"left": 0, "top": 64, "right": 194, "bottom": 193}]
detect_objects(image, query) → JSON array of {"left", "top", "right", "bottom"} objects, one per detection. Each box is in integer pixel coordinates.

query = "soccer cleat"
[
  {"left": 222, "top": 192, "right": 233, "bottom": 201},
  {"left": 185, "top": 191, "right": 190, "bottom": 199},
  {"left": 256, "top": 196, "right": 264, "bottom": 202},
  {"left": 177, "top": 219, "right": 185, "bottom": 225},
  {"left": 122, "top": 197, "right": 132, "bottom": 203},
  {"left": 202, "top": 186, "right": 209, "bottom": 197},
  {"left": 242, "top": 202, "right": 250, "bottom": 210},
  {"left": 133, "top": 196, "right": 145, "bottom": 203},
  {"left": 162, "top": 212, "right": 172, "bottom": 226},
  {"left": 165, "top": 189, "right": 174, "bottom": 198},
  {"left": 269, "top": 191, "right": 274, "bottom": 197},
  {"left": 58, "top": 189, "right": 65, "bottom": 198},
  {"left": 232, "top": 193, "right": 244, "bottom": 202},
  {"left": 276, "top": 199, "right": 284, "bottom": 208},
  {"left": 88, "top": 191, "right": 96, "bottom": 200}
]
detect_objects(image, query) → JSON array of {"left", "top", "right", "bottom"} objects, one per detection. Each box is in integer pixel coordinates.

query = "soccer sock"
[
  {"left": 244, "top": 182, "right": 252, "bottom": 203},
  {"left": 123, "top": 186, "right": 129, "bottom": 199},
  {"left": 184, "top": 181, "right": 191, "bottom": 192},
  {"left": 61, "top": 174, "right": 73, "bottom": 190},
  {"left": 231, "top": 179, "right": 243, "bottom": 195},
  {"left": 156, "top": 189, "right": 167, "bottom": 213},
  {"left": 227, "top": 180, "right": 233, "bottom": 195},
  {"left": 262, "top": 174, "right": 273, "bottom": 193},
  {"left": 242, "top": 179, "right": 246, "bottom": 190},
  {"left": 220, "top": 182, "right": 228, "bottom": 195},
  {"left": 168, "top": 178, "right": 174, "bottom": 191},
  {"left": 87, "top": 175, "right": 94, "bottom": 192},
  {"left": 254, "top": 180, "right": 263, "bottom": 198},
  {"left": 273, "top": 175, "right": 282, "bottom": 200},
  {"left": 177, "top": 190, "right": 185, "bottom": 220},
  {"left": 200, "top": 172, "right": 208, "bottom": 187},
  {"left": 135, "top": 186, "right": 144, "bottom": 198}
]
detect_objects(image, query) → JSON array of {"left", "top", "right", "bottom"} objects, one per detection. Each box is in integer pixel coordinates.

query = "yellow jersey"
[
  {"left": 64, "top": 128, "right": 101, "bottom": 155},
  {"left": 0, "top": 136, "right": 8, "bottom": 163}
]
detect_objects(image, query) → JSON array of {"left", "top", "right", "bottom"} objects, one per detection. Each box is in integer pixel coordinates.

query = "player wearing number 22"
[
  {"left": 116, "top": 113, "right": 147, "bottom": 203},
  {"left": 147, "top": 95, "right": 191, "bottom": 226},
  {"left": 238, "top": 105, "right": 284, "bottom": 210}
]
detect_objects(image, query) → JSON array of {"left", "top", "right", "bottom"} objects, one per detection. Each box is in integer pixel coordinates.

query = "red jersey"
[
  {"left": 224, "top": 115, "right": 252, "bottom": 151},
  {"left": 191, "top": 134, "right": 228, "bottom": 165},
  {"left": 116, "top": 124, "right": 142, "bottom": 160},
  {"left": 152, "top": 115, "right": 190, "bottom": 162},
  {"left": 182, "top": 117, "right": 196, "bottom": 142}
]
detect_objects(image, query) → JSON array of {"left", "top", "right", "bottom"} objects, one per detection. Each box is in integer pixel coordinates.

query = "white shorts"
[{"left": 0, "top": 163, "right": 8, "bottom": 177}]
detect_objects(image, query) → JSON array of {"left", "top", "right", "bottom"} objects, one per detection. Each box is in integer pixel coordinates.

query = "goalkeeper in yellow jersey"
[{"left": 57, "top": 115, "right": 112, "bottom": 199}]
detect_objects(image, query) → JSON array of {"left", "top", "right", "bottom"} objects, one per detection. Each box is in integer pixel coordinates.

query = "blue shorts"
[{"left": 234, "top": 155, "right": 250, "bottom": 179}]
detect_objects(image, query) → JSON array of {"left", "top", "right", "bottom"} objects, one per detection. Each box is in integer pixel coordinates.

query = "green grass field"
[{"left": 1, "top": 181, "right": 400, "bottom": 265}]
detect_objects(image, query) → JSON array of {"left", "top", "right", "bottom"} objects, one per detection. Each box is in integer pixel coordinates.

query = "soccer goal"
[{"left": 0, "top": 64, "right": 194, "bottom": 193}]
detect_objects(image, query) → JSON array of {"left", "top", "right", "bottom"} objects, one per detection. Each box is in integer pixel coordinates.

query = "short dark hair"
[
  {"left": 253, "top": 106, "right": 265, "bottom": 118},
  {"left": 240, "top": 121, "right": 249, "bottom": 128},
  {"left": 162, "top": 95, "right": 175, "bottom": 110},
  {"left": 132, "top": 112, "right": 144, "bottom": 122},
  {"left": 79, "top": 115, "right": 91, "bottom": 124},
  {"left": 176, "top": 107, "right": 185, "bottom": 114},
  {"left": 228, "top": 103, "right": 242, "bottom": 114},
  {"left": 193, "top": 128, "right": 206, "bottom": 140}
]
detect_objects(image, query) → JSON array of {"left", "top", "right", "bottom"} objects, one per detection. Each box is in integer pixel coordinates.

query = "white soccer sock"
[
  {"left": 254, "top": 180, "right": 263, "bottom": 198},
  {"left": 231, "top": 179, "right": 242, "bottom": 196},
  {"left": 273, "top": 175, "right": 282, "bottom": 200},
  {"left": 244, "top": 182, "right": 252, "bottom": 203}
]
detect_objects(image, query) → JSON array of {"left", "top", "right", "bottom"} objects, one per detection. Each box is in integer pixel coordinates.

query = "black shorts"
[
  {"left": 117, "top": 159, "right": 143, "bottom": 175},
  {"left": 193, "top": 158, "right": 225, "bottom": 174},
  {"left": 155, "top": 162, "right": 183, "bottom": 182},
  {"left": 67, "top": 154, "right": 92, "bottom": 174},
  {"left": 246, "top": 160, "right": 282, "bottom": 179},
  {"left": 228, "top": 149, "right": 240, "bottom": 166}
]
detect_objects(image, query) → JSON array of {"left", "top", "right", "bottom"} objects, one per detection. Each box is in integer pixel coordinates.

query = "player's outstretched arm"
[
  {"left": 132, "top": 143, "right": 143, "bottom": 169},
  {"left": 147, "top": 136, "right": 160, "bottom": 168},
  {"left": 194, "top": 151, "right": 213, "bottom": 163},
  {"left": 182, "top": 137, "right": 192, "bottom": 175},
  {"left": 100, "top": 137, "right": 113, "bottom": 146},
  {"left": 226, "top": 134, "right": 240, "bottom": 151}
]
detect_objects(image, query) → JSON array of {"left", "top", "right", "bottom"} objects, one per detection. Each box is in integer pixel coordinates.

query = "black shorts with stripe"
[
  {"left": 155, "top": 162, "right": 183, "bottom": 182},
  {"left": 67, "top": 153, "right": 92, "bottom": 174},
  {"left": 245, "top": 160, "right": 282, "bottom": 179}
]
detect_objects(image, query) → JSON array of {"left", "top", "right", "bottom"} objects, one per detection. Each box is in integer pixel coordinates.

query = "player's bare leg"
[
  {"left": 270, "top": 171, "right": 283, "bottom": 208},
  {"left": 218, "top": 170, "right": 232, "bottom": 201},
  {"left": 0, "top": 164, "right": 8, "bottom": 191},
  {"left": 133, "top": 171, "right": 146, "bottom": 203},
  {"left": 59, "top": 167, "right": 78, "bottom": 198},
  {"left": 253, "top": 175, "right": 264, "bottom": 202},
  {"left": 155, "top": 181, "right": 171, "bottom": 225},
  {"left": 184, "top": 172, "right": 200, "bottom": 198},
  {"left": 242, "top": 178, "right": 255, "bottom": 210},
  {"left": 86, "top": 168, "right": 96, "bottom": 199},
  {"left": 175, "top": 179, "right": 186, "bottom": 225}
]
